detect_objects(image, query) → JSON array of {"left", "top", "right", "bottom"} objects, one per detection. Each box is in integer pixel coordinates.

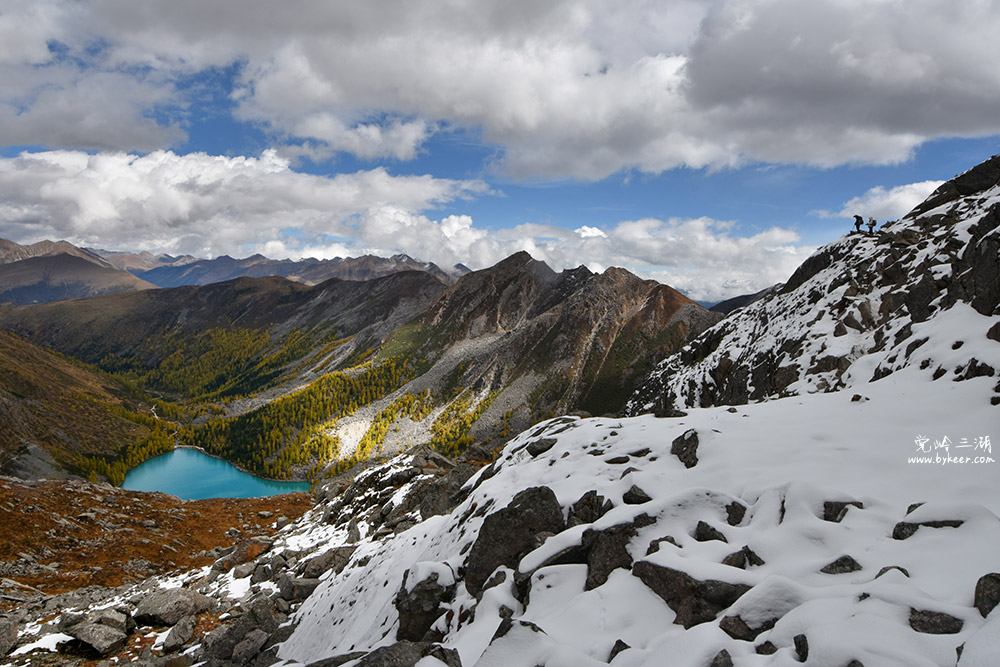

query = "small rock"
[
  {"left": 708, "top": 649, "right": 733, "bottom": 667},
  {"left": 233, "top": 562, "right": 256, "bottom": 579},
  {"left": 526, "top": 438, "right": 557, "bottom": 457},
  {"left": 823, "top": 500, "right": 863, "bottom": 523},
  {"left": 875, "top": 565, "right": 910, "bottom": 579},
  {"left": 794, "top": 634, "right": 809, "bottom": 662},
  {"left": 622, "top": 485, "right": 652, "bottom": 505},
  {"left": 608, "top": 639, "right": 630, "bottom": 661},
  {"left": 671, "top": 429, "right": 699, "bottom": 468},
  {"left": 725, "top": 501, "right": 747, "bottom": 526},
  {"left": 721, "top": 545, "right": 765, "bottom": 569},
  {"left": 251, "top": 563, "right": 273, "bottom": 584},
  {"left": 719, "top": 615, "right": 757, "bottom": 641},
  {"left": 693, "top": 521, "right": 728, "bottom": 543},
  {"left": 646, "top": 536, "right": 678, "bottom": 555},
  {"left": 755, "top": 641, "right": 778, "bottom": 655},
  {"left": 909, "top": 608, "right": 964, "bottom": 634},
  {"left": 974, "top": 573, "right": 1000, "bottom": 618},
  {"left": 258, "top": 511, "right": 274, "bottom": 518},
  {"left": 892, "top": 519, "right": 964, "bottom": 540},
  {"left": 821, "top": 555, "right": 862, "bottom": 574}
]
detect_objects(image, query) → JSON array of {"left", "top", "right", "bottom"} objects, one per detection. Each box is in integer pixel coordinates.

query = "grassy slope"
[{"left": 0, "top": 331, "right": 159, "bottom": 478}]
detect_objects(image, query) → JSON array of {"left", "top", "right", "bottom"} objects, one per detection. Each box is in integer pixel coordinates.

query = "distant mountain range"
[
  {"left": 122, "top": 252, "right": 466, "bottom": 288},
  {"left": 0, "top": 237, "right": 469, "bottom": 305}
]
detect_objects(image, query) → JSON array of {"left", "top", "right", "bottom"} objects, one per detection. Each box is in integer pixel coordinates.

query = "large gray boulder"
[
  {"left": 134, "top": 588, "right": 213, "bottom": 626},
  {"left": 464, "top": 486, "right": 565, "bottom": 596},
  {"left": 67, "top": 620, "right": 128, "bottom": 655},
  {"left": 301, "top": 546, "right": 357, "bottom": 579}
]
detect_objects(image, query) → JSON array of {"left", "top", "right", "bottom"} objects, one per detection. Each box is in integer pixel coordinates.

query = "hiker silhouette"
[
  {"left": 854, "top": 215, "right": 864, "bottom": 232},
  {"left": 867, "top": 217, "right": 876, "bottom": 234}
]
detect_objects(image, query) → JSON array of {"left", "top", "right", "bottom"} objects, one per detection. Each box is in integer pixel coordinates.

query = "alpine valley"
[{"left": 1, "top": 155, "right": 999, "bottom": 667}]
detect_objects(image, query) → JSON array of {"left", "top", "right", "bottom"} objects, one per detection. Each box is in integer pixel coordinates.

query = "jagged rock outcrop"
[{"left": 627, "top": 154, "right": 1000, "bottom": 413}]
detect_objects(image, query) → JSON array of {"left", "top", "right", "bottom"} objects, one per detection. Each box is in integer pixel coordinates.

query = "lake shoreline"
[
  {"left": 172, "top": 444, "right": 313, "bottom": 487},
  {"left": 122, "top": 447, "right": 312, "bottom": 500}
]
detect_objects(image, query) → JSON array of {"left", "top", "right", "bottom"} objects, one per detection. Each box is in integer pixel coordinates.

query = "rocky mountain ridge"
[
  {"left": 627, "top": 154, "right": 1000, "bottom": 414},
  {"left": 0, "top": 250, "right": 719, "bottom": 481}
]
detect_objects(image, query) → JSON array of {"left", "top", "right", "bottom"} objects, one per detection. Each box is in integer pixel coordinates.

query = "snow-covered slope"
[
  {"left": 627, "top": 155, "right": 1000, "bottom": 413},
  {"left": 270, "top": 366, "right": 997, "bottom": 667}
]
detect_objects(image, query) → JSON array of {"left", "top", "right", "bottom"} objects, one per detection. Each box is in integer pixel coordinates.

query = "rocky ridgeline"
[
  {"left": 6, "top": 407, "right": 996, "bottom": 666},
  {"left": 627, "top": 155, "right": 1000, "bottom": 414}
]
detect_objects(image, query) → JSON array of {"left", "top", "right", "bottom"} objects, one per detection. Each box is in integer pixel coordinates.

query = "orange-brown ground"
[{"left": 0, "top": 476, "right": 312, "bottom": 602}]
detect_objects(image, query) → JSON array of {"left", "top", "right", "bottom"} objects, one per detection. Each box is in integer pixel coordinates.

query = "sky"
[{"left": 1, "top": 1, "right": 999, "bottom": 301}]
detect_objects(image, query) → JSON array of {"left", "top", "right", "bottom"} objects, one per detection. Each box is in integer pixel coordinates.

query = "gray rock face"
[
  {"left": 135, "top": 588, "right": 213, "bottom": 626},
  {"left": 278, "top": 575, "right": 321, "bottom": 602},
  {"left": 0, "top": 616, "right": 16, "bottom": 657},
  {"left": 231, "top": 628, "right": 270, "bottom": 664},
  {"left": 67, "top": 620, "right": 128, "bottom": 655},
  {"left": 395, "top": 569, "right": 457, "bottom": 642},
  {"left": 301, "top": 546, "right": 357, "bottom": 579},
  {"left": 203, "top": 597, "right": 281, "bottom": 662},
  {"left": 464, "top": 486, "right": 566, "bottom": 595},
  {"left": 632, "top": 561, "right": 751, "bottom": 628},
  {"left": 974, "top": 572, "right": 1000, "bottom": 617},
  {"left": 163, "top": 615, "right": 195, "bottom": 652}
]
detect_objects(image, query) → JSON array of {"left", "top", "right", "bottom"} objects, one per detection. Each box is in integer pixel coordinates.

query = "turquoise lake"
[{"left": 121, "top": 447, "right": 311, "bottom": 500}]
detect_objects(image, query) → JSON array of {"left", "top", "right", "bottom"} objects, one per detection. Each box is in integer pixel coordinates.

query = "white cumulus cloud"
[
  {"left": 0, "top": 149, "right": 488, "bottom": 257},
  {"left": 812, "top": 180, "right": 945, "bottom": 221},
  {"left": 3, "top": 1, "right": 999, "bottom": 176}
]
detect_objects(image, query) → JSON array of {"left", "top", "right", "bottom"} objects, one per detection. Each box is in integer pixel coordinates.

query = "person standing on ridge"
[
  {"left": 854, "top": 215, "right": 864, "bottom": 233},
  {"left": 867, "top": 217, "right": 877, "bottom": 234}
]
